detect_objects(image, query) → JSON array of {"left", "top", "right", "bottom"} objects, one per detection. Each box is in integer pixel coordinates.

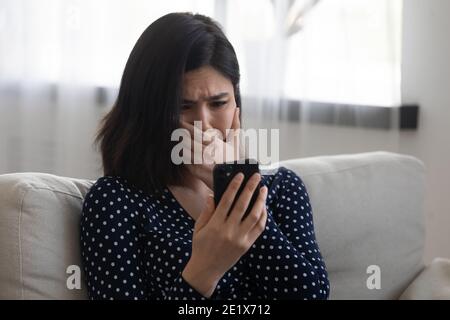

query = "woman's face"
[{"left": 181, "top": 65, "right": 237, "bottom": 138}]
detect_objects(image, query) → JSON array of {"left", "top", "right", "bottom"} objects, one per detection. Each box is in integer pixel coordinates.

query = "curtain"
[
  {"left": 221, "top": 0, "right": 402, "bottom": 116},
  {"left": 0, "top": 0, "right": 216, "bottom": 177},
  {"left": 0, "top": 0, "right": 403, "bottom": 177}
]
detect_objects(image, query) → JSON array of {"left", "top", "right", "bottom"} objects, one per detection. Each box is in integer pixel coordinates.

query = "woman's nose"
[{"left": 195, "top": 105, "right": 213, "bottom": 130}]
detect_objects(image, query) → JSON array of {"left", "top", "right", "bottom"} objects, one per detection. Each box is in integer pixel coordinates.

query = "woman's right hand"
[{"left": 182, "top": 172, "right": 268, "bottom": 298}]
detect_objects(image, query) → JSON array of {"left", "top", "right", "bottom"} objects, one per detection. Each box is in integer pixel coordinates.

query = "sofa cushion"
[{"left": 399, "top": 257, "right": 450, "bottom": 299}]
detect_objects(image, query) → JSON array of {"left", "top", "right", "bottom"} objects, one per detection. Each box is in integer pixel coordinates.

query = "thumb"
[{"left": 195, "top": 195, "right": 215, "bottom": 231}]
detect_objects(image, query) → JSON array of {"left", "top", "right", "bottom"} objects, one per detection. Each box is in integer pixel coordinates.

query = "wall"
[{"left": 400, "top": 0, "right": 450, "bottom": 262}]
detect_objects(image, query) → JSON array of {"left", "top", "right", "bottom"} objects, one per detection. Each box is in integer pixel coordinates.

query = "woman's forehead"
[{"left": 182, "top": 66, "right": 233, "bottom": 99}]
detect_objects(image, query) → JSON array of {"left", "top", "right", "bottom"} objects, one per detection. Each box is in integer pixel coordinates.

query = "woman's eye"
[{"left": 211, "top": 101, "right": 227, "bottom": 107}]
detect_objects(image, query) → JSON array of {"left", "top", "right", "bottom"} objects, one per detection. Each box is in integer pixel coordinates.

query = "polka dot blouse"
[{"left": 80, "top": 167, "right": 330, "bottom": 300}]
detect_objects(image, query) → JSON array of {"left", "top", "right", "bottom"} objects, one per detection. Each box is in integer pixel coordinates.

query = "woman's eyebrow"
[{"left": 183, "top": 92, "right": 229, "bottom": 103}]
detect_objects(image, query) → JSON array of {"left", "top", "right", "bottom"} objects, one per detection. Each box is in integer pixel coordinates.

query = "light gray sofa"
[{"left": 0, "top": 151, "right": 448, "bottom": 299}]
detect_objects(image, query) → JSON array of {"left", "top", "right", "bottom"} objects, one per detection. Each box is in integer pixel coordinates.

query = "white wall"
[{"left": 400, "top": 0, "right": 450, "bottom": 263}]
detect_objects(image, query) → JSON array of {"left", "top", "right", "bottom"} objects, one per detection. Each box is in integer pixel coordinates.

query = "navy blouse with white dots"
[{"left": 80, "top": 167, "right": 330, "bottom": 300}]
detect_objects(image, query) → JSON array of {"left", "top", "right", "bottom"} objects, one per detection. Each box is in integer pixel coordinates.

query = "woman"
[{"left": 80, "top": 12, "right": 330, "bottom": 300}]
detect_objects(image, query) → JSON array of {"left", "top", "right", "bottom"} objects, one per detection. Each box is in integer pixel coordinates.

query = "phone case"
[{"left": 213, "top": 159, "right": 260, "bottom": 220}]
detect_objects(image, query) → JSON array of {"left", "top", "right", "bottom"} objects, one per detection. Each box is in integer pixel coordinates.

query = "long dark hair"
[{"left": 95, "top": 12, "right": 241, "bottom": 195}]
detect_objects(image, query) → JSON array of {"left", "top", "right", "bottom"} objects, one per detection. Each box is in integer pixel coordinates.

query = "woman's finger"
[
  {"left": 181, "top": 120, "right": 220, "bottom": 146},
  {"left": 240, "top": 186, "right": 268, "bottom": 232},
  {"left": 227, "top": 173, "right": 261, "bottom": 224},
  {"left": 212, "top": 172, "right": 245, "bottom": 222},
  {"left": 225, "top": 108, "right": 241, "bottom": 160},
  {"left": 180, "top": 121, "right": 208, "bottom": 146},
  {"left": 245, "top": 201, "right": 268, "bottom": 243},
  {"left": 231, "top": 107, "right": 240, "bottom": 131},
  {"left": 225, "top": 107, "right": 240, "bottom": 140},
  {"left": 181, "top": 135, "right": 216, "bottom": 165},
  {"left": 203, "top": 128, "right": 223, "bottom": 144}
]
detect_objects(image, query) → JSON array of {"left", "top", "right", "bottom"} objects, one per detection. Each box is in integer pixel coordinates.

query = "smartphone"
[{"left": 213, "top": 159, "right": 260, "bottom": 220}]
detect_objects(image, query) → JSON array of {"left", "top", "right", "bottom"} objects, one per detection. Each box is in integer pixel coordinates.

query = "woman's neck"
[
  {"left": 181, "top": 169, "right": 212, "bottom": 194},
  {"left": 168, "top": 170, "right": 212, "bottom": 221}
]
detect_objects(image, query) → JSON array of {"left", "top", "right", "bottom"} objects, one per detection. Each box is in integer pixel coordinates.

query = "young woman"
[{"left": 80, "top": 12, "right": 330, "bottom": 300}]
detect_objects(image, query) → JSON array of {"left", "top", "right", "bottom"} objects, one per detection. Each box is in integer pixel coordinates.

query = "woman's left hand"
[{"left": 180, "top": 107, "right": 243, "bottom": 190}]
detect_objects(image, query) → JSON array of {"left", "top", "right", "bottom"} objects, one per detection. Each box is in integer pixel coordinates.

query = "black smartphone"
[{"left": 213, "top": 159, "right": 260, "bottom": 220}]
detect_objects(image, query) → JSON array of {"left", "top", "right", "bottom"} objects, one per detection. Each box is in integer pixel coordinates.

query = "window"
[
  {"left": 0, "top": 0, "right": 215, "bottom": 86},
  {"left": 223, "top": 0, "right": 403, "bottom": 107}
]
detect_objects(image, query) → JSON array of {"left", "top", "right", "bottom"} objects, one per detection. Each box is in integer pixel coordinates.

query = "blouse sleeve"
[
  {"left": 241, "top": 168, "right": 330, "bottom": 300},
  {"left": 80, "top": 178, "right": 212, "bottom": 300}
]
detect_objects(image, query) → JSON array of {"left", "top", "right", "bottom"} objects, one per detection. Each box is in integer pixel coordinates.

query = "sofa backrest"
[
  {"left": 0, "top": 151, "right": 426, "bottom": 299},
  {"left": 0, "top": 173, "right": 92, "bottom": 299},
  {"left": 280, "top": 151, "right": 425, "bottom": 299}
]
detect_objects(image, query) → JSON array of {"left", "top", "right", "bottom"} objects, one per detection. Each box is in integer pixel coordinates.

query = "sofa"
[{"left": 1, "top": 151, "right": 449, "bottom": 299}]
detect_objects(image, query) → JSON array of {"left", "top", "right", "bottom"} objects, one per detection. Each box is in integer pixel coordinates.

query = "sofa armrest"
[{"left": 399, "top": 258, "right": 450, "bottom": 300}]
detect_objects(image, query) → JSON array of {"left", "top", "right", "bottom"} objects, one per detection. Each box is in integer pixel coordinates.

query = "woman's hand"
[
  {"left": 182, "top": 172, "right": 268, "bottom": 298},
  {"left": 180, "top": 107, "right": 243, "bottom": 190}
]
